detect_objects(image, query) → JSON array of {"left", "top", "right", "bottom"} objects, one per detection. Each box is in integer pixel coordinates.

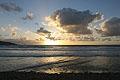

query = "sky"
[{"left": 0, "top": 0, "right": 120, "bottom": 45}]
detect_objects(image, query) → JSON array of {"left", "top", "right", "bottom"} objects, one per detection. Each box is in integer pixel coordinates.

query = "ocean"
[{"left": 0, "top": 45, "right": 120, "bottom": 74}]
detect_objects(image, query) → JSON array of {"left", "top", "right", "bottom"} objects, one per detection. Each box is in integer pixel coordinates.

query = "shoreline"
[{"left": 0, "top": 71, "right": 120, "bottom": 80}]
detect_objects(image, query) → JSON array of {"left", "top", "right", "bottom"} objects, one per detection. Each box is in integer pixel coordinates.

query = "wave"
[
  {"left": 0, "top": 45, "right": 120, "bottom": 57},
  {"left": 0, "top": 45, "right": 120, "bottom": 51},
  {"left": 0, "top": 48, "right": 120, "bottom": 51},
  {"left": 0, "top": 53, "right": 120, "bottom": 57}
]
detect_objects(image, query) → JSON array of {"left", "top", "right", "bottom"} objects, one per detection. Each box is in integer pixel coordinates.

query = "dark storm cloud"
[
  {"left": 47, "top": 8, "right": 103, "bottom": 35},
  {"left": 22, "top": 13, "right": 35, "bottom": 20},
  {"left": 35, "top": 22, "right": 39, "bottom": 25},
  {"left": 36, "top": 28, "right": 51, "bottom": 34},
  {"left": 36, "top": 28, "right": 53, "bottom": 40},
  {"left": 0, "top": 2, "right": 23, "bottom": 12},
  {"left": 95, "top": 17, "right": 120, "bottom": 36}
]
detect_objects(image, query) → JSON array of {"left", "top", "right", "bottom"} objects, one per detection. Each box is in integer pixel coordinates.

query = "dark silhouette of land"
[{"left": 0, "top": 41, "right": 16, "bottom": 45}]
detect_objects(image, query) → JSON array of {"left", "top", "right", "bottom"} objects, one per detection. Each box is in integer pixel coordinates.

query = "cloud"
[
  {"left": 0, "top": 27, "right": 6, "bottom": 31},
  {"left": 95, "top": 17, "right": 120, "bottom": 36},
  {"left": 0, "top": 2, "right": 23, "bottom": 12},
  {"left": 44, "top": 8, "right": 103, "bottom": 35},
  {"left": 35, "top": 22, "right": 39, "bottom": 25},
  {"left": 10, "top": 32, "right": 17, "bottom": 36},
  {"left": 24, "top": 30, "right": 35, "bottom": 36},
  {"left": 7, "top": 26, "right": 19, "bottom": 31},
  {"left": 82, "top": 36, "right": 100, "bottom": 41},
  {"left": 36, "top": 28, "right": 51, "bottom": 34},
  {"left": 35, "top": 37, "right": 44, "bottom": 41},
  {"left": 25, "top": 30, "right": 31, "bottom": 34},
  {"left": 65, "top": 35, "right": 101, "bottom": 41},
  {"left": 18, "top": 35, "right": 29, "bottom": 40},
  {"left": 36, "top": 28, "right": 53, "bottom": 40},
  {"left": 102, "top": 38, "right": 111, "bottom": 41},
  {"left": 22, "top": 13, "right": 35, "bottom": 20},
  {"left": 8, "top": 24, "right": 11, "bottom": 27},
  {"left": 45, "top": 36, "right": 56, "bottom": 41},
  {"left": 0, "top": 35, "right": 5, "bottom": 39}
]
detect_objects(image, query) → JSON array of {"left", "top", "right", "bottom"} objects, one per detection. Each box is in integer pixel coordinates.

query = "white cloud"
[
  {"left": 8, "top": 24, "right": 11, "bottom": 27},
  {"left": 0, "top": 35, "right": 5, "bottom": 39},
  {"left": 0, "top": 27, "right": 6, "bottom": 31},
  {"left": 18, "top": 35, "right": 29, "bottom": 40},
  {"left": 22, "top": 13, "right": 35, "bottom": 20},
  {"left": 10, "top": 32, "right": 17, "bottom": 36},
  {"left": 25, "top": 30, "right": 31, "bottom": 34},
  {"left": 7, "top": 26, "right": 19, "bottom": 31}
]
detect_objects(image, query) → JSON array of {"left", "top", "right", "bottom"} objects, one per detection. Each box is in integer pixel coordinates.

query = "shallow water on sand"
[{"left": 0, "top": 45, "right": 120, "bottom": 73}]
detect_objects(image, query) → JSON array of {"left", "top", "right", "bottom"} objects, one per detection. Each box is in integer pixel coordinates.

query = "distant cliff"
[{"left": 0, "top": 41, "right": 17, "bottom": 45}]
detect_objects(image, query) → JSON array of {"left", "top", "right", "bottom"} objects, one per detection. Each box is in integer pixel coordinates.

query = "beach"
[
  {"left": 0, "top": 71, "right": 120, "bottom": 80},
  {"left": 0, "top": 45, "right": 120, "bottom": 80}
]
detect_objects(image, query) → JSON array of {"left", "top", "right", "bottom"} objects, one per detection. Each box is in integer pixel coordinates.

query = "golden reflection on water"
[
  {"left": 37, "top": 57, "right": 119, "bottom": 74},
  {"left": 41, "top": 57, "right": 77, "bottom": 63},
  {"left": 35, "top": 57, "right": 80, "bottom": 73},
  {"left": 42, "top": 57, "right": 63, "bottom": 63},
  {"left": 37, "top": 57, "right": 95, "bottom": 74}
]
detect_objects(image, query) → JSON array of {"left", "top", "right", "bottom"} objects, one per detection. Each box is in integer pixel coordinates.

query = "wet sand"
[{"left": 0, "top": 71, "right": 120, "bottom": 80}]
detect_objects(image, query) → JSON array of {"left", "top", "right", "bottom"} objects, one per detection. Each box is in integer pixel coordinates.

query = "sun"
[{"left": 45, "top": 40, "right": 59, "bottom": 45}]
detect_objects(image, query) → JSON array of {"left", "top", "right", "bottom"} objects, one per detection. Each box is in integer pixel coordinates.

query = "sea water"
[{"left": 0, "top": 45, "right": 120, "bottom": 73}]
